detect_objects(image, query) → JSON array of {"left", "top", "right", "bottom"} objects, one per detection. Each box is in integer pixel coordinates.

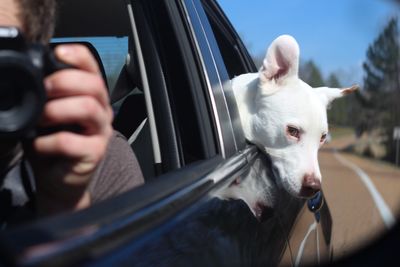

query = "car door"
[{"left": 0, "top": 0, "right": 331, "bottom": 266}]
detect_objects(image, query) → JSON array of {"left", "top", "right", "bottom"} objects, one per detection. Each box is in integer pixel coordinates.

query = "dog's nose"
[{"left": 300, "top": 173, "right": 321, "bottom": 198}]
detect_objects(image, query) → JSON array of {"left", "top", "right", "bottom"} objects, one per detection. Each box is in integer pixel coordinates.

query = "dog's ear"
[
  {"left": 315, "top": 85, "right": 359, "bottom": 108},
  {"left": 260, "top": 35, "right": 300, "bottom": 85}
]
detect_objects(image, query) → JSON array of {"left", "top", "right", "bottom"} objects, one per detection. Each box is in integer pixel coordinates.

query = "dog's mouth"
[
  {"left": 253, "top": 202, "right": 274, "bottom": 222},
  {"left": 299, "top": 179, "right": 321, "bottom": 198},
  {"left": 299, "top": 187, "right": 320, "bottom": 198}
]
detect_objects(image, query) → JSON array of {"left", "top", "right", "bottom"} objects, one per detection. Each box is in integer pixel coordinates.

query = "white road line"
[
  {"left": 333, "top": 150, "right": 396, "bottom": 229},
  {"left": 294, "top": 221, "right": 317, "bottom": 267},
  {"left": 316, "top": 225, "right": 320, "bottom": 265}
]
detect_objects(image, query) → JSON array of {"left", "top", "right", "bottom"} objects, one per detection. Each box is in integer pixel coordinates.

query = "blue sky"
[{"left": 217, "top": 0, "right": 399, "bottom": 85}]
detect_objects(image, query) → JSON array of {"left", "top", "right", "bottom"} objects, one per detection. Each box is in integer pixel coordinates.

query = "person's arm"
[
  {"left": 27, "top": 44, "right": 113, "bottom": 216},
  {"left": 88, "top": 130, "right": 144, "bottom": 203}
]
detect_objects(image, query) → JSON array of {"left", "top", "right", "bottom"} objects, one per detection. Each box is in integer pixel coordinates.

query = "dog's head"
[{"left": 250, "top": 35, "right": 357, "bottom": 199}]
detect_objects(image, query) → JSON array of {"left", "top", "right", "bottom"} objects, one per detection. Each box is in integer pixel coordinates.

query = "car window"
[
  {"left": 51, "top": 36, "right": 157, "bottom": 180},
  {"left": 185, "top": 0, "right": 256, "bottom": 152},
  {"left": 201, "top": 0, "right": 256, "bottom": 78},
  {"left": 52, "top": 36, "right": 129, "bottom": 91},
  {"left": 137, "top": 0, "right": 219, "bottom": 167},
  {"left": 50, "top": 0, "right": 223, "bottom": 183}
]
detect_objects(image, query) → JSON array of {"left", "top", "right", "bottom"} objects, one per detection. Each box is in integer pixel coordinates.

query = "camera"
[{"left": 0, "top": 26, "right": 69, "bottom": 139}]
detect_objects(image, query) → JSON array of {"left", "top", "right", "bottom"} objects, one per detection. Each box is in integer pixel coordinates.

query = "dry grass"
[
  {"left": 329, "top": 126, "right": 354, "bottom": 139},
  {"left": 328, "top": 126, "right": 393, "bottom": 165}
]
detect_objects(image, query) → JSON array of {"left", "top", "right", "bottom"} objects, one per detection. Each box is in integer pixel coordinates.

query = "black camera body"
[{"left": 0, "top": 27, "right": 69, "bottom": 139}]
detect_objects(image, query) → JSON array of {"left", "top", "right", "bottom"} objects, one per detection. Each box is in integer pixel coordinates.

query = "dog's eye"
[
  {"left": 321, "top": 133, "right": 327, "bottom": 143},
  {"left": 287, "top": 126, "right": 300, "bottom": 139}
]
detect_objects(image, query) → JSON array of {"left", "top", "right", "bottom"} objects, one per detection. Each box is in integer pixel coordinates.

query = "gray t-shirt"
[
  {"left": 0, "top": 130, "right": 144, "bottom": 228},
  {"left": 89, "top": 130, "right": 144, "bottom": 203}
]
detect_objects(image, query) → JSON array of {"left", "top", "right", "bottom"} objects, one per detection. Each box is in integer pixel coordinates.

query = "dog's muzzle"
[{"left": 300, "top": 174, "right": 321, "bottom": 198}]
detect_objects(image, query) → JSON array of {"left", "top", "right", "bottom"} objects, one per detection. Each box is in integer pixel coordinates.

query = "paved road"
[{"left": 319, "top": 134, "right": 400, "bottom": 260}]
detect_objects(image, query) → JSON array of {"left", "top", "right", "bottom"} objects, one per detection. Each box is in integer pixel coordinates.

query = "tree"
[
  {"left": 326, "top": 73, "right": 341, "bottom": 88},
  {"left": 299, "top": 60, "right": 325, "bottom": 87},
  {"left": 326, "top": 73, "right": 348, "bottom": 126},
  {"left": 363, "top": 17, "right": 400, "bottom": 95},
  {"left": 362, "top": 17, "right": 400, "bottom": 163}
]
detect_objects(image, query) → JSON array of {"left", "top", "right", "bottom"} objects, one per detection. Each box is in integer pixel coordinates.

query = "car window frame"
[{"left": 191, "top": 0, "right": 258, "bottom": 152}]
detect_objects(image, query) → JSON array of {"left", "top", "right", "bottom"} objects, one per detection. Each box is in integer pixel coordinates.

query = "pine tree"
[
  {"left": 326, "top": 73, "right": 347, "bottom": 126},
  {"left": 362, "top": 17, "right": 400, "bottom": 162},
  {"left": 299, "top": 60, "right": 325, "bottom": 87},
  {"left": 363, "top": 17, "right": 400, "bottom": 95},
  {"left": 326, "top": 73, "right": 341, "bottom": 88}
]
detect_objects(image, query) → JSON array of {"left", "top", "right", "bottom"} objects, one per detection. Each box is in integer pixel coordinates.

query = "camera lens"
[
  {"left": 0, "top": 51, "right": 45, "bottom": 138},
  {"left": 0, "top": 70, "right": 24, "bottom": 111}
]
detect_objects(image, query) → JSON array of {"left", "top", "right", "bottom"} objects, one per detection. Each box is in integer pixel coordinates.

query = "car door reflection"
[{"left": 127, "top": 197, "right": 288, "bottom": 267}]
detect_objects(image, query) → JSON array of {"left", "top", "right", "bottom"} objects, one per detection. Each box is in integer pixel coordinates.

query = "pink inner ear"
[
  {"left": 261, "top": 35, "right": 300, "bottom": 81},
  {"left": 262, "top": 49, "right": 289, "bottom": 79},
  {"left": 274, "top": 49, "right": 291, "bottom": 78},
  {"left": 341, "top": 85, "right": 359, "bottom": 95},
  {"left": 262, "top": 60, "right": 279, "bottom": 80}
]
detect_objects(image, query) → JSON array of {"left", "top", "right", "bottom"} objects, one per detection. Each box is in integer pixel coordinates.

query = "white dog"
[{"left": 219, "top": 35, "right": 357, "bottom": 218}]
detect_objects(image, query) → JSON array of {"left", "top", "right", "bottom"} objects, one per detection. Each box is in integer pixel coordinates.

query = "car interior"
[
  {"left": 52, "top": 0, "right": 221, "bottom": 184},
  {"left": 53, "top": 0, "right": 158, "bottom": 181}
]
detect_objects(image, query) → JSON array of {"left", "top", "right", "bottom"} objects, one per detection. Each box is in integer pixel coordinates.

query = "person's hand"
[{"left": 29, "top": 44, "right": 113, "bottom": 215}]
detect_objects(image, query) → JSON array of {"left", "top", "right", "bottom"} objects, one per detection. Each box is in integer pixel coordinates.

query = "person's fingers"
[
  {"left": 44, "top": 70, "right": 110, "bottom": 111},
  {"left": 39, "top": 96, "right": 112, "bottom": 135},
  {"left": 32, "top": 131, "right": 110, "bottom": 166},
  {"left": 54, "top": 44, "right": 100, "bottom": 74}
]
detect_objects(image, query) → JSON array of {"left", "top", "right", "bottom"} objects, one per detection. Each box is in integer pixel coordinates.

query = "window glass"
[
  {"left": 202, "top": 4, "right": 252, "bottom": 79},
  {"left": 207, "top": 26, "right": 247, "bottom": 79},
  {"left": 146, "top": 1, "right": 217, "bottom": 165},
  {"left": 52, "top": 36, "right": 128, "bottom": 91},
  {"left": 52, "top": 36, "right": 155, "bottom": 180}
]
